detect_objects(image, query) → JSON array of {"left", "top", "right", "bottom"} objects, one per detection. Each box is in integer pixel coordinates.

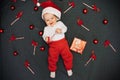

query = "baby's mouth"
[
  {"left": 50, "top": 22, "right": 53, "bottom": 24},
  {"left": 50, "top": 23, "right": 53, "bottom": 25}
]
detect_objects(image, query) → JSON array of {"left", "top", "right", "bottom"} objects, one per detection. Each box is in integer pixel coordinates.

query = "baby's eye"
[
  {"left": 51, "top": 17, "right": 54, "bottom": 19},
  {"left": 46, "top": 20, "right": 49, "bottom": 22}
]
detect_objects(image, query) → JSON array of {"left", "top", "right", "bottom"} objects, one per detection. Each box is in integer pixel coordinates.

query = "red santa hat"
[{"left": 37, "top": 0, "right": 61, "bottom": 20}]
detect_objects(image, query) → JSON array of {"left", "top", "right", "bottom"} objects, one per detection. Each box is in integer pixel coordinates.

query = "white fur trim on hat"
[{"left": 42, "top": 7, "right": 61, "bottom": 20}]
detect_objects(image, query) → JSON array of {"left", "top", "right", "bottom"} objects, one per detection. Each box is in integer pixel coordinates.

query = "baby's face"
[{"left": 43, "top": 13, "right": 58, "bottom": 27}]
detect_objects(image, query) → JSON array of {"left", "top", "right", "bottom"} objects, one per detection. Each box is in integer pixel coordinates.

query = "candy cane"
[
  {"left": 24, "top": 60, "right": 35, "bottom": 75},
  {"left": 104, "top": 40, "right": 117, "bottom": 52},
  {"left": 64, "top": 2, "right": 75, "bottom": 14},
  {"left": 82, "top": 3, "right": 100, "bottom": 12},
  {"left": 16, "top": 37, "right": 24, "bottom": 40},
  {"left": 82, "top": 3, "right": 93, "bottom": 10},
  {"left": 77, "top": 18, "right": 90, "bottom": 31},
  {"left": 84, "top": 58, "right": 92, "bottom": 66},
  {"left": 10, "top": 11, "right": 23, "bottom": 26},
  {"left": 85, "top": 50, "right": 96, "bottom": 66},
  {"left": 9, "top": 34, "right": 24, "bottom": 42},
  {"left": 32, "top": 40, "right": 38, "bottom": 55}
]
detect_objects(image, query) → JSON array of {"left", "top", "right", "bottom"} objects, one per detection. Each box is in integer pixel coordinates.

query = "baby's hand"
[
  {"left": 55, "top": 28, "right": 62, "bottom": 34},
  {"left": 45, "top": 37, "right": 50, "bottom": 42}
]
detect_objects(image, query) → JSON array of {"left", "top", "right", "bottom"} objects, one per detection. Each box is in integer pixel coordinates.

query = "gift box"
[{"left": 70, "top": 37, "right": 87, "bottom": 54}]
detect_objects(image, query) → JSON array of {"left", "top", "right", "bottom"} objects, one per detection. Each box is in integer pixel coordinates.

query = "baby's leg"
[
  {"left": 48, "top": 47, "right": 59, "bottom": 78},
  {"left": 60, "top": 42, "right": 73, "bottom": 76}
]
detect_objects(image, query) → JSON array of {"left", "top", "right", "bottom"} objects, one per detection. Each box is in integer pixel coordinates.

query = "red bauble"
[
  {"left": 93, "top": 39, "right": 99, "bottom": 44},
  {"left": 13, "top": 51, "right": 18, "bottom": 56},
  {"left": 82, "top": 8, "right": 88, "bottom": 14},
  {"left": 0, "top": 29, "right": 4, "bottom": 33},
  {"left": 10, "top": 5, "right": 16, "bottom": 11},
  {"left": 103, "top": 19, "right": 108, "bottom": 25},
  {"left": 34, "top": 6, "right": 39, "bottom": 11},
  {"left": 29, "top": 24, "right": 35, "bottom": 30},
  {"left": 40, "top": 46, "right": 45, "bottom": 51},
  {"left": 39, "top": 31, "right": 43, "bottom": 36}
]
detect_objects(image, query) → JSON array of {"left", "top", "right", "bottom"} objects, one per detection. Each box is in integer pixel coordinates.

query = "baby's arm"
[
  {"left": 42, "top": 27, "right": 50, "bottom": 42},
  {"left": 56, "top": 21, "right": 67, "bottom": 34}
]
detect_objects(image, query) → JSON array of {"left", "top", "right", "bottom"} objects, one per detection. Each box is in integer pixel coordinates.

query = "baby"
[{"left": 41, "top": 1, "right": 73, "bottom": 78}]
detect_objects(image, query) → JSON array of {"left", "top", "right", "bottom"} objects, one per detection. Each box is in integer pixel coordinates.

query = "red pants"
[{"left": 48, "top": 38, "right": 73, "bottom": 72}]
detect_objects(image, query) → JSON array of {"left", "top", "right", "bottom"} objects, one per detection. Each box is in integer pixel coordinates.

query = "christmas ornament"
[
  {"left": 34, "top": 6, "right": 39, "bottom": 11},
  {"left": 10, "top": 11, "right": 23, "bottom": 26},
  {"left": 93, "top": 39, "right": 99, "bottom": 44},
  {"left": 104, "top": 40, "right": 116, "bottom": 52},
  {"left": 84, "top": 50, "right": 96, "bottom": 66},
  {"left": 29, "top": 24, "right": 35, "bottom": 30},
  {"left": 63, "top": 1, "right": 75, "bottom": 14},
  {"left": 13, "top": 51, "right": 19, "bottom": 56},
  {"left": 9, "top": 34, "right": 24, "bottom": 42},
  {"left": 82, "top": 3, "right": 100, "bottom": 12},
  {"left": 38, "top": 31, "right": 43, "bottom": 36},
  {"left": 0, "top": 29, "right": 4, "bottom": 33},
  {"left": 24, "top": 60, "right": 35, "bottom": 75},
  {"left": 32, "top": 40, "right": 38, "bottom": 55},
  {"left": 77, "top": 18, "right": 90, "bottom": 31},
  {"left": 10, "top": 5, "right": 16, "bottom": 11},
  {"left": 40, "top": 46, "right": 45, "bottom": 51},
  {"left": 82, "top": 8, "right": 88, "bottom": 14},
  {"left": 103, "top": 18, "right": 108, "bottom": 25},
  {"left": 29, "top": 24, "right": 39, "bottom": 30}
]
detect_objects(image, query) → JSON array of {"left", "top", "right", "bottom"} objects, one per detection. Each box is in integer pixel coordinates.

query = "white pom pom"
[{"left": 36, "top": 2, "right": 40, "bottom": 7}]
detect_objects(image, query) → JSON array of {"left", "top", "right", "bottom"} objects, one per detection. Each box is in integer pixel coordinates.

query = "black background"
[{"left": 0, "top": 0, "right": 120, "bottom": 80}]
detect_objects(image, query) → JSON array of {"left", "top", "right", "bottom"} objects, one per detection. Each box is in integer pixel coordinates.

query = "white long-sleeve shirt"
[{"left": 42, "top": 21, "right": 67, "bottom": 42}]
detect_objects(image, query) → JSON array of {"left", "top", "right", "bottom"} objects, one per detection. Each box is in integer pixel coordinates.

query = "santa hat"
[{"left": 36, "top": 0, "right": 61, "bottom": 20}]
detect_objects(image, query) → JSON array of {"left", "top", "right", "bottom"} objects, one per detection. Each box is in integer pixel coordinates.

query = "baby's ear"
[
  {"left": 54, "top": 15, "right": 59, "bottom": 21},
  {"left": 57, "top": 18, "right": 60, "bottom": 22},
  {"left": 57, "top": 19, "right": 59, "bottom": 21}
]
